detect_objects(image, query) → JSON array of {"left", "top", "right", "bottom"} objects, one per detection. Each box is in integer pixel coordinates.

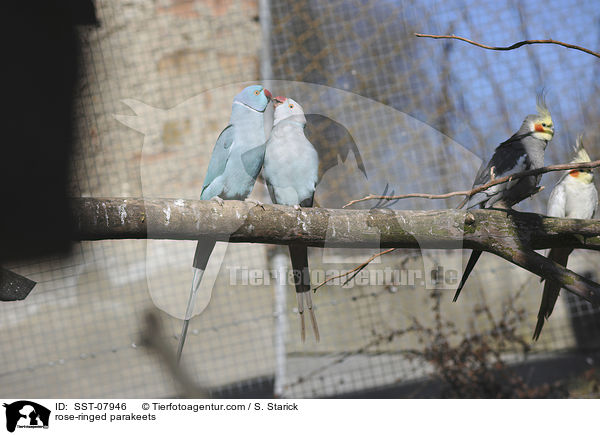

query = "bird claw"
[
  {"left": 211, "top": 196, "right": 225, "bottom": 206},
  {"left": 293, "top": 204, "right": 301, "bottom": 211},
  {"left": 245, "top": 198, "right": 265, "bottom": 210}
]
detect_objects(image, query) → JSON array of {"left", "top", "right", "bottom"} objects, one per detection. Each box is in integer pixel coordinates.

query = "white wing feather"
[{"left": 547, "top": 180, "right": 566, "bottom": 218}]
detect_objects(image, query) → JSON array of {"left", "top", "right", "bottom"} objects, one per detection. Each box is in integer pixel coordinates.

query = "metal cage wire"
[{"left": 1, "top": 0, "right": 599, "bottom": 399}]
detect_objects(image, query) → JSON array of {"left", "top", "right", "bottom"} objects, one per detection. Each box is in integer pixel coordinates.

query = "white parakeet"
[
  {"left": 263, "top": 96, "right": 320, "bottom": 342},
  {"left": 533, "top": 135, "right": 598, "bottom": 340}
]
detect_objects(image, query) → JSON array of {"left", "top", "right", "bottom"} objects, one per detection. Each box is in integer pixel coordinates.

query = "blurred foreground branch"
[
  {"left": 0, "top": 268, "right": 36, "bottom": 301},
  {"left": 415, "top": 33, "right": 600, "bottom": 59},
  {"left": 140, "top": 311, "right": 208, "bottom": 398}
]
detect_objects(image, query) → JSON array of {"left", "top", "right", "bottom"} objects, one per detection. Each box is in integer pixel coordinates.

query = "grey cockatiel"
[
  {"left": 177, "top": 85, "right": 272, "bottom": 361},
  {"left": 263, "top": 96, "right": 320, "bottom": 342},
  {"left": 533, "top": 136, "right": 598, "bottom": 340},
  {"left": 453, "top": 96, "right": 554, "bottom": 301}
]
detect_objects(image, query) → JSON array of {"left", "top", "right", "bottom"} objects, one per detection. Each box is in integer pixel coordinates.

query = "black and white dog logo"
[{"left": 3, "top": 401, "right": 50, "bottom": 432}]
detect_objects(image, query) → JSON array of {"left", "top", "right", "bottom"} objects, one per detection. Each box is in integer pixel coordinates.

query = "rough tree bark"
[
  {"left": 72, "top": 198, "right": 600, "bottom": 247},
  {"left": 71, "top": 198, "right": 600, "bottom": 305}
]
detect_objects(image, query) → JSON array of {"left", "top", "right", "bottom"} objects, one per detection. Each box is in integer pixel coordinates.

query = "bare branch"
[
  {"left": 415, "top": 33, "right": 600, "bottom": 59},
  {"left": 487, "top": 242, "right": 600, "bottom": 306},
  {"left": 345, "top": 190, "right": 474, "bottom": 208},
  {"left": 312, "top": 248, "right": 396, "bottom": 292},
  {"left": 344, "top": 160, "right": 600, "bottom": 208}
]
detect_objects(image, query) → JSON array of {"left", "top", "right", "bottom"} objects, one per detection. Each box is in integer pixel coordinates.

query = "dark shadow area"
[
  {"left": 187, "top": 377, "right": 276, "bottom": 399},
  {"left": 0, "top": 1, "right": 97, "bottom": 264}
]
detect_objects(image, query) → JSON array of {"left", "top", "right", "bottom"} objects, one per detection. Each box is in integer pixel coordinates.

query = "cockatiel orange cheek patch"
[
  {"left": 569, "top": 170, "right": 580, "bottom": 177},
  {"left": 534, "top": 124, "right": 545, "bottom": 132}
]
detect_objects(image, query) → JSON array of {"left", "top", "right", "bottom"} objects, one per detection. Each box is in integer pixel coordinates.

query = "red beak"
[
  {"left": 273, "top": 96, "right": 286, "bottom": 107},
  {"left": 263, "top": 89, "right": 272, "bottom": 100}
]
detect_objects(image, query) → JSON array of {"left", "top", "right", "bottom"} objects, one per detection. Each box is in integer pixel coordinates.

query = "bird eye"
[
  {"left": 289, "top": 104, "right": 294, "bottom": 109},
  {"left": 542, "top": 123, "right": 547, "bottom": 127},
  {"left": 254, "top": 90, "right": 260, "bottom": 95}
]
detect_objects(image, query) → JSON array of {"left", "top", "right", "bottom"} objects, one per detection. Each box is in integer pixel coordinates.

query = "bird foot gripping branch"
[{"left": 244, "top": 198, "right": 265, "bottom": 210}]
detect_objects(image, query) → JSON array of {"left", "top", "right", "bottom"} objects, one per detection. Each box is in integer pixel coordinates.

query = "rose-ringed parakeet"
[
  {"left": 177, "top": 85, "right": 272, "bottom": 361},
  {"left": 263, "top": 96, "right": 320, "bottom": 342}
]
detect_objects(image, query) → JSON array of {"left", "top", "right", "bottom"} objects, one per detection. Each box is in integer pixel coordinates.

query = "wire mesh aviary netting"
[{"left": 1, "top": 0, "right": 600, "bottom": 399}]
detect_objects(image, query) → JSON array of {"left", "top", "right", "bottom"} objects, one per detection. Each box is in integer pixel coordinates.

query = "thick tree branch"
[
  {"left": 72, "top": 198, "right": 600, "bottom": 250},
  {"left": 344, "top": 160, "right": 600, "bottom": 208},
  {"left": 415, "top": 33, "right": 600, "bottom": 59},
  {"left": 487, "top": 242, "right": 600, "bottom": 305},
  {"left": 70, "top": 198, "right": 600, "bottom": 305}
]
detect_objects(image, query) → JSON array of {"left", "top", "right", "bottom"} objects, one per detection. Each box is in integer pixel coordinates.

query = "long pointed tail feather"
[
  {"left": 533, "top": 248, "right": 572, "bottom": 341},
  {"left": 176, "top": 267, "right": 204, "bottom": 362},
  {"left": 453, "top": 250, "right": 483, "bottom": 302},
  {"left": 289, "top": 244, "right": 319, "bottom": 342},
  {"left": 305, "top": 291, "right": 320, "bottom": 341},
  {"left": 177, "top": 238, "right": 216, "bottom": 362},
  {"left": 296, "top": 292, "right": 306, "bottom": 342}
]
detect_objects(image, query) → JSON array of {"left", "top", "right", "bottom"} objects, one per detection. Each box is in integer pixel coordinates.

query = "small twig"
[
  {"left": 345, "top": 189, "right": 476, "bottom": 208},
  {"left": 415, "top": 33, "right": 600, "bottom": 60},
  {"left": 312, "top": 248, "right": 396, "bottom": 292},
  {"left": 344, "top": 160, "right": 600, "bottom": 208}
]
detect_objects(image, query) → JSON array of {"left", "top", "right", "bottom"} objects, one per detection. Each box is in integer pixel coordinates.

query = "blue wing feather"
[{"left": 201, "top": 124, "right": 234, "bottom": 199}]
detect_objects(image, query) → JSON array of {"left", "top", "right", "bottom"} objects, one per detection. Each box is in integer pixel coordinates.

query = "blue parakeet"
[
  {"left": 263, "top": 96, "right": 320, "bottom": 342},
  {"left": 177, "top": 84, "right": 272, "bottom": 361}
]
